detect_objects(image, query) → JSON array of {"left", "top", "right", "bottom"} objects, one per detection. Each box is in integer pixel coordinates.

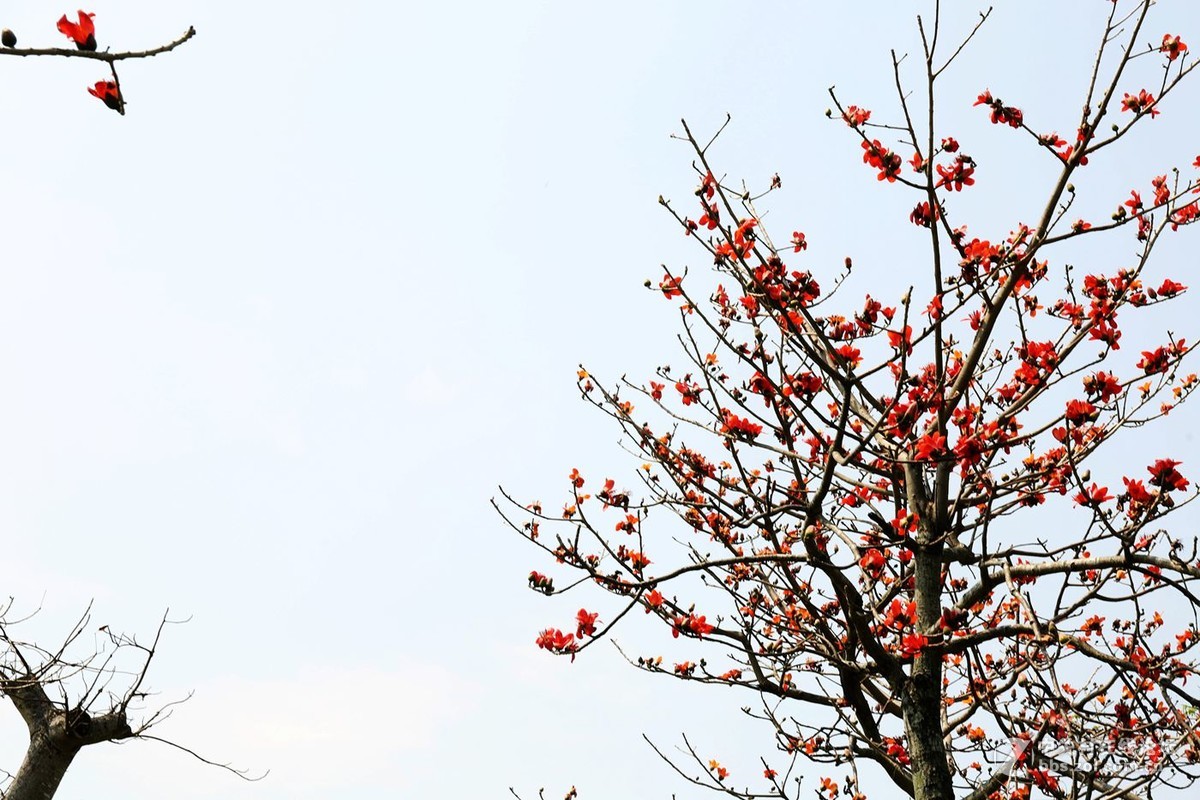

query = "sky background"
[{"left": 0, "top": 1, "right": 1196, "bottom": 798}]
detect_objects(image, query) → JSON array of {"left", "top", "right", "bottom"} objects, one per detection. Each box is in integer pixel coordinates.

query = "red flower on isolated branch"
[
  {"left": 88, "top": 80, "right": 122, "bottom": 112},
  {"left": 841, "top": 105, "right": 871, "bottom": 127},
  {"left": 1161, "top": 34, "right": 1188, "bottom": 61},
  {"left": 57, "top": 10, "right": 97, "bottom": 51}
]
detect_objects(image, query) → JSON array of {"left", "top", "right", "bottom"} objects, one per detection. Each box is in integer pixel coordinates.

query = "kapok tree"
[
  {"left": 498, "top": 3, "right": 1200, "bottom": 799},
  {"left": 0, "top": 10, "right": 217, "bottom": 800}
]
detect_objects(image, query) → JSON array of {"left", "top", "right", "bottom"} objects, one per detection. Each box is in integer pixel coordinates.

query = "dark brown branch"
[{"left": 0, "top": 27, "right": 196, "bottom": 62}]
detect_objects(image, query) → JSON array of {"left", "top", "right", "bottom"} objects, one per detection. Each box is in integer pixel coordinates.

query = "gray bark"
[{"left": 3, "top": 676, "right": 133, "bottom": 800}]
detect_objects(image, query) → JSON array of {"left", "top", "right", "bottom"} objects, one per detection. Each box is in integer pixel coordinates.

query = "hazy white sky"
[{"left": 0, "top": 1, "right": 1197, "bottom": 797}]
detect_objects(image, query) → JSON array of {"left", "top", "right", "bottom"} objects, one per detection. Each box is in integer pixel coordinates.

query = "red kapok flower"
[
  {"left": 1161, "top": 34, "right": 1188, "bottom": 61},
  {"left": 1120, "top": 89, "right": 1159, "bottom": 118},
  {"left": 841, "top": 105, "right": 871, "bottom": 128},
  {"left": 57, "top": 10, "right": 96, "bottom": 51},
  {"left": 1148, "top": 458, "right": 1189, "bottom": 492},
  {"left": 88, "top": 80, "right": 121, "bottom": 112},
  {"left": 575, "top": 608, "right": 599, "bottom": 638}
]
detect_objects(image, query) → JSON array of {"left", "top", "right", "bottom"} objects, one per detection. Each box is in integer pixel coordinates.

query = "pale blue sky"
[{"left": 0, "top": 1, "right": 1197, "bottom": 797}]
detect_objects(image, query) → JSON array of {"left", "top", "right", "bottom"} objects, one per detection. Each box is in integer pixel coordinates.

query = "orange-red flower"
[
  {"left": 1148, "top": 458, "right": 1188, "bottom": 492},
  {"left": 1064, "top": 398, "right": 1098, "bottom": 424},
  {"left": 841, "top": 105, "right": 871, "bottom": 127},
  {"left": 1161, "top": 34, "right": 1188, "bottom": 61},
  {"left": 1073, "top": 483, "right": 1112, "bottom": 506},
  {"left": 88, "top": 80, "right": 121, "bottom": 112},
  {"left": 57, "top": 10, "right": 96, "bottom": 51},
  {"left": 575, "top": 608, "right": 599, "bottom": 638},
  {"left": 720, "top": 410, "right": 763, "bottom": 440},
  {"left": 883, "top": 599, "right": 917, "bottom": 629},
  {"left": 644, "top": 589, "right": 664, "bottom": 612},
  {"left": 1120, "top": 89, "right": 1159, "bottom": 118},
  {"left": 535, "top": 627, "right": 577, "bottom": 656}
]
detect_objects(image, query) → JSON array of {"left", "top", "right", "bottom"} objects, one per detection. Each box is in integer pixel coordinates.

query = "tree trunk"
[
  {"left": 3, "top": 676, "right": 133, "bottom": 799},
  {"left": 902, "top": 671, "right": 954, "bottom": 800},
  {"left": 8, "top": 728, "right": 81, "bottom": 800},
  {"left": 903, "top": 464, "right": 955, "bottom": 800}
]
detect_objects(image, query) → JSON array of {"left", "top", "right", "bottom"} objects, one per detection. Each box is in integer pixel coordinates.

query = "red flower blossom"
[
  {"left": 834, "top": 344, "right": 862, "bottom": 368},
  {"left": 576, "top": 608, "right": 599, "bottom": 638},
  {"left": 1161, "top": 34, "right": 1188, "bottom": 61},
  {"left": 673, "top": 613, "right": 715, "bottom": 638},
  {"left": 88, "top": 80, "right": 122, "bottom": 113},
  {"left": 859, "top": 548, "right": 886, "bottom": 576},
  {"left": 973, "top": 90, "right": 1023, "bottom": 127},
  {"left": 940, "top": 136, "right": 959, "bottom": 152},
  {"left": 1171, "top": 202, "right": 1199, "bottom": 231},
  {"left": 1121, "top": 89, "right": 1159, "bottom": 118},
  {"left": 1156, "top": 279, "right": 1187, "bottom": 297},
  {"left": 659, "top": 274, "right": 683, "bottom": 298},
  {"left": 1148, "top": 458, "right": 1188, "bottom": 492},
  {"left": 644, "top": 589, "right": 665, "bottom": 611},
  {"left": 935, "top": 156, "right": 976, "bottom": 192},
  {"left": 861, "top": 140, "right": 902, "bottom": 182},
  {"left": 841, "top": 105, "right": 871, "bottom": 127},
  {"left": 887, "top": 326, "right": 913, "bottom": 354},
  {"left": 791, "top": 231, "right": 807, "bottom": 252},
  {"left": 675, "top": 379, "right": 702, "bottom": 405},
  {"left": 1123, "top": 477, "right": 1156, "bottom": 511},
  {"left": 1064, "top": 398, "right": 1098, "bottom": 424},
  {"left": 57, "top": 10, "right": 96, "bottom": 51},
  {"left": 1137, "top": 345, "right": 1173, "bottom": 374},
  {"left": 899, "top": 633, "right": 928, "bottom": 658},
  {"left": 883, "top": 738, "right": 911, "bottom": 765},
  {"left": 910, "top": 201, "right": 938, "bottom": 227},
  {"left": 1152, "top": 174, "right": 1170, "bottom": 206},
  {"left": 1073, "top": 483, "right": 1113, "bottom": 506},
  {"left": 1083, "top": 371, "right": 1122, "bottom": 402},
  {"left": 720, "top": 410, "right": 764, "bottom": 440},
  {"left": 913, "top": 431, "right": 947, "bottom": 461},
  {"left": 883, "top": 599, "right": 917, "bottom": 629},
  {"left": 528, "top": 571, "right": 554, "bottom": 593},
  {"left": 535, "top": 628, "right": 577, "bottom": 656}
]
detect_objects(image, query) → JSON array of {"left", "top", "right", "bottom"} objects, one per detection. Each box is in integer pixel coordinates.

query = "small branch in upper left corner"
[{"left": 0, "top": 10, "right": 196, "bottom": 115}]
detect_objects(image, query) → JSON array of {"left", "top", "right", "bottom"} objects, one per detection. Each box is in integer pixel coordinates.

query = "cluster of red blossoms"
[
  {"left": 56, "top": 10, "right": 123, "bottom": 112},
  {"left": 973, "top": 90, "right": 1023, "bottom": 128}
]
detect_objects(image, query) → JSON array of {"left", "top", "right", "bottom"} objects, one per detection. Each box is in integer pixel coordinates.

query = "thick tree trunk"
[
  {"left": 8, "top": 729, "right": 80, "bottom": 800},
  {"left": 902, "top": 671, "right": 954, "bottom": 800},
  {"left": 903, "top": 464, "right": 955, "bottom": 800},
  {"left": 3, "top": 676, "right": 133, "bottom": 800}
]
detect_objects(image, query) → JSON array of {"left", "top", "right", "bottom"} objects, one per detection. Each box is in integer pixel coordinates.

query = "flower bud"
[{"left": 1, "top": 29, "right": 15, "bottom": 48}]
